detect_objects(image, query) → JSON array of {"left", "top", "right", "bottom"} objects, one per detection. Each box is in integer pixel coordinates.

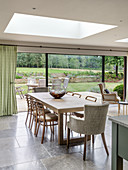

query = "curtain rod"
[{"left": 0, "top": 43, "right": 127, "bottom": 53}]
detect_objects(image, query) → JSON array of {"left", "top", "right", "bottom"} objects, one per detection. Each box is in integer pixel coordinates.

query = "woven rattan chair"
[
  {"left": 67, "top": 103, "right": 109, "bottom": 160},
  {"left": 98, "top": 83, "right": 120, "bottom": 115}
]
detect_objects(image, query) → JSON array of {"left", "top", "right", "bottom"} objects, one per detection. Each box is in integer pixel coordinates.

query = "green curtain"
[{"left": 0, "top": 45, "right": 17, "bottom": 116}]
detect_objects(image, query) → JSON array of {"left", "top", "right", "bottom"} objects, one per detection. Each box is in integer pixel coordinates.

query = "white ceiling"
[{"left": 1, "top": 0, "right": 128, "bottom": 49}]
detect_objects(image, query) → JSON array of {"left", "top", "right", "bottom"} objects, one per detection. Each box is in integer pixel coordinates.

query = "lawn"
[{"left": 16, "top": 67, "right": 101, "bottom": 75}]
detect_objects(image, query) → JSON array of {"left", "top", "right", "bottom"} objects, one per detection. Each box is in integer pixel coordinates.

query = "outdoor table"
[
  {"left": 27, "top": 83, "right": 38, "bottom": 92},
  {"left": 28, "top": 92, "right": 97, "bottom": 145}
]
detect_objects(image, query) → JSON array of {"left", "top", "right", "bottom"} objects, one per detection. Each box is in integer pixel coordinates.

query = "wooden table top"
[{"left": 28, "top": 92, "right": 99, "bottom": 114}]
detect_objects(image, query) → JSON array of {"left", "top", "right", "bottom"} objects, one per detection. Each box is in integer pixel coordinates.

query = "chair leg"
[
  {"left": 36, "top": 122, "right": 40, "bottom": 137},
  {"left": 34, "top": 116, "right": 38, "bottom": 136},
  {"left": 25, "top": 112, "right": 29, "bottom": 125},
  {"left": 118, "top": 103, "right": 120, "bottom": 116},
  {"left": 83, "top": 135, "right": 86, "bottom": 161},
  {"left": 52, "top": 121, "right": 54, "bottom": 135},
  {"left": 30, "top": 116, "right": 34, "bottom": 130},
  {"left": 101, "top": 133, "right": 109, "bottom": 156},
  {"left": 65, "top": 113, "right": 67, "bottom": 130},
  {"left": 92, "top": 135, "right": 94, "bottom": 144},
  {"left": 67, "top": 128, "right": 70, "bottom": 149},
  {"left": 41, "top": 123, "right": 46, "bottom": 144},
  {"left": 29, "top": 110, "right": 32, "bottom": 128},
  {"left": 21, "top": 91, "right": 24, "bottom": 98}
]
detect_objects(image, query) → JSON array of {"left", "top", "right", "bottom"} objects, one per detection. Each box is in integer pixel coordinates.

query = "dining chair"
[
  {"left": 52, "top": 79, "right": 61, "bottom": 90},
  {"left": 25, "top": 94, "right": 31, "bottom": 126},
  {"left": 27, "top": 78, "right": 36, "bottom": 92},
  {"left": 25, "top": 95, "right": 37, "bottom": 129},
  {"left": 35, "top": 101, "right": 58, "bottom": 144},
  {"left": 63, "top": 77, "right": 69, "bottom": 90},
  {"left": 98, "top": 83, "right": 120, "bottom": 115},
  {"left": 15, "top": 86, "right": 24, "bottom": 99},
  {"left": 67, "top": 103, "right": 109, "bottom": 160},
  {"left": 30, "top": 99, "right": 51, "bottom": 135},
  {"left": 38, "top": 79, "right": 46, "bottom": 87},
  {"left": 64, "top": 92, "right": 82, "bottom": 130},
  {"left": 73, "top": 95, "right": 97, "bottom": 118},
  {"left": 33, "top": 87, "right": 48, "bottom": 92}
]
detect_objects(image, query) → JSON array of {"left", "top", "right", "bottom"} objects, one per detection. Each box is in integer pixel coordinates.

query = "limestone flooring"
[{"left": 0, "top": 112, "right": 128, "bottom": 170}]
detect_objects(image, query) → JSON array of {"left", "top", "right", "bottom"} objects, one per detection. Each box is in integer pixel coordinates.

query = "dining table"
[{"left": 28, "top": 92, "right": 98, "bottom": 145}]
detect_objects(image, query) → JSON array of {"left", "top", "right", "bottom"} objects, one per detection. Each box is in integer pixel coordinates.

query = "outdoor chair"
[
  {"left": 35, "top": 101, "right": 58, "bottom": 144},
  {"left": 63, "top": 77, "right": 69, "bottom": 90},
  {"left": 38, "top": 79, "right": 46, "bottom": 87},
  {"left": 15, "top": 86, "right": 24, "bottom": 99},
  {"left": 67, "top": 103, "right": 109, "bottom": 160},
  {"left": 27, "top": 78, "right": 36, "bottom": 92},
  {"left": 98, "top": 83, "right": 120, "bottom": 115},
  {"left": 52, "top": 79, "right": 61, "bottom": 90}
]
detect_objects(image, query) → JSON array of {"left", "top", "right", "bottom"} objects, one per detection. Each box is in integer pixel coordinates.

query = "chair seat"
[
  {"left": 33, "top": 108, "right": 51, "bottom": 116},
  {"left": 39, "top": 113, "right": 58, "bottom": 121}
]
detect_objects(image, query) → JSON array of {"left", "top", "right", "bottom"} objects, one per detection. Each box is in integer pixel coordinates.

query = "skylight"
[
  {"left": 4, "top": 13, "right": 117, "bottom": 39},
  {"left": 116, "top": 38, "right": 128, "bottom": 43}
]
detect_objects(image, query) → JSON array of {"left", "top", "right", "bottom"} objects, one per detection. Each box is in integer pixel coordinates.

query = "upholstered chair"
[{"left": 67, "top": 103, "right": 109, "bottom": 161}]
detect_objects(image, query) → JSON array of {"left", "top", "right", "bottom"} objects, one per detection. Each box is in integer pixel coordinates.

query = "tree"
[{"left": 105, "top": 56, "right": 124, "bottom": 77}]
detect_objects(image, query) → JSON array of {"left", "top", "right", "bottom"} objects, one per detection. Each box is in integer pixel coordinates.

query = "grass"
[{"left": 16, "top": 67, "right": 101, "bottom": 75}]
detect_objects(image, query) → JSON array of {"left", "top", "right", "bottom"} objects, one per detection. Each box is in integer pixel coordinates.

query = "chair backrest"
[
  {"left": 84, "top": 103, "right": 109, "bottom": 135},
  {"left": 52, "top": 79, "right": 61, "bottom": 90},
  {"left": 63, "top": 78, "right": 69, "bottom": 90},
  {"left": 28, "top": 78, "right": 36, "bottom": 84},
  {"left": 98, "top": 83, "right": 105, "bottom": 100},
  {"left": 38, "top": 79, "right": 46, "bottom": 87},
  {"left": 72, "top": 92, "right": 81, "bottom": 98},
  {"left": 33, "top": 87, "right": 48, "bottom": 93},
  {"left": 85, "top": 96, "right": 97, "bottom": 102}
]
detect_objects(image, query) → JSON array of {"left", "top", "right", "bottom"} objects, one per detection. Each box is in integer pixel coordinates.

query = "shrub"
[
  {"left": 113, "top": 84, "right": 123, "bottom": 100},
  {"left": 15, "top": 74, "right": 23, "bottom": 79}
]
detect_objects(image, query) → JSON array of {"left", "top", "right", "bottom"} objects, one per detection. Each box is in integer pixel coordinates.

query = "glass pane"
[
  {"left": 15, "top": 53, "right": 46, "bottom": 95},
  {"left": 48, "top": 54, "right": 102, "bottom": 93},
  {"left": 105, "top": 56, "right": 124, "bottom": 100}
]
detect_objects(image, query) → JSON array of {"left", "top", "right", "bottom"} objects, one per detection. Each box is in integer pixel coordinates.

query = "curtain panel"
[{"left": 0, "top": 45, "right": 17, "bottom": 116}]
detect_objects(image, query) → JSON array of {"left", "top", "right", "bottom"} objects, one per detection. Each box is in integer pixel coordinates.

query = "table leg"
[
  {"left": 58, "top": 113, "right": 64, "bottom": 145},
  {"left": 126, "top": 105, "right": 127, "bottom": 115},
  {"left": 123, "top": 105, "right": 124, "bottom": 115}
]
